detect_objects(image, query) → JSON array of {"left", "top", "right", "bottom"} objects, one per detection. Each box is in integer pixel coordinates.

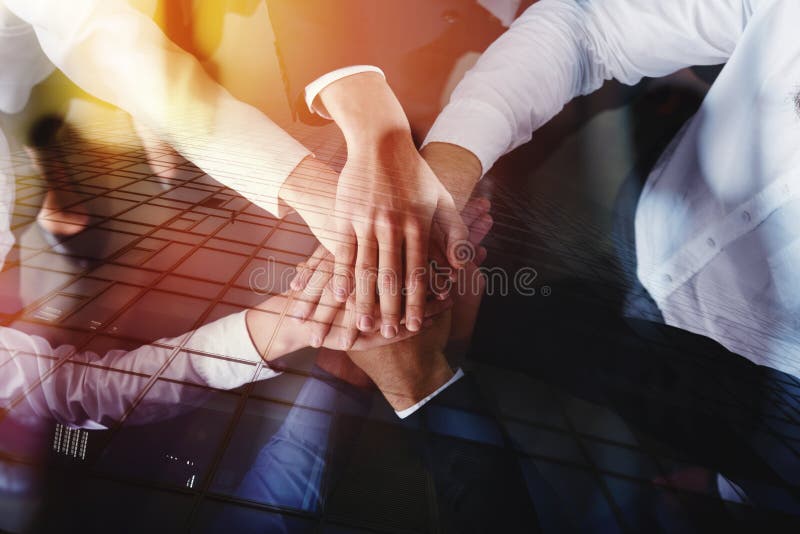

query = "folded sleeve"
[
  {"left": 5, "top": 0, "right": 310, "bottom": 218},
  {"left": 424, "top": 0, "right": 763, "bottom": 174}
]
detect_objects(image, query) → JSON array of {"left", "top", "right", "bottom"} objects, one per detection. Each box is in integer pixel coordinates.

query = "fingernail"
[
  {"left": 340, "top": 337, "right": 351, "bottom": 350},
  {"left": 358, "top": 316, "right": 373, "bottom": 331},
  {"left": 382, "top": 325, "right": 397, "bottom": 339},
  {"left": 334, "top": 287, "right": 347, "bottom": 300},
  {"left": 310, "top": 335, "right": 321, "bottom": 348},
  {"left": 407, "top": 317, "right": 421, "bottom": 332}
]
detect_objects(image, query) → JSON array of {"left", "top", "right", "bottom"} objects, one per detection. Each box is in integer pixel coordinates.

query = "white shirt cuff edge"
[
  {"left": 303, "top": 65, "right": 386, "bottom": 118},
  {"left": 395, "top": 368, "right": 465, "bottom": 419}
]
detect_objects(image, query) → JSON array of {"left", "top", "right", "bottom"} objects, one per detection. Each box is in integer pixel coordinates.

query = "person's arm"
[
  {"left": 0, "top": 284, "right": 445, "bottom": 429},
  {"left": 424, "top": 0, "right": 762, "bottom": 177},
  {"left": 0, "top": 313, "right": 278, "bottom": 429},
  {"left": 348, "top": 311, "right": 456, "bottom": 414},
  {"left": 4, "top": 0, "right": 311, "bottom": 220},
  {"left": 310, "top": 72, "right": 468, "bottom": 345},
  {"left": 304, "top": 197, "right": 494, "bottom": 415}
]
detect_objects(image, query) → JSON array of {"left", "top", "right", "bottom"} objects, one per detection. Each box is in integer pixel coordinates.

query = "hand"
[
  {"left": 317, "top": 72, "right": 469, "bottom": 340},
  {"left": 288, "top": 244, "right": 455, "bottom": 350},
  {"left": 347, "top": 311, "right": 454, "bottom": 412},
  {"left": 244, "top": 278, "right": 452, "bottom": 363},
  {"left": 290, "top": 197, "right": 493, "bottom": 348},
  {"left": 329, "top": 142, "right": 467, "bottom": 336}
]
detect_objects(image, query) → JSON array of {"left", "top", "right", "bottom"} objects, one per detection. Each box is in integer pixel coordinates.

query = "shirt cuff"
[
  {"left": 422, "top": 97, "right": 516, "bottom": 176},
  {"left": 395, "top": 368, "right": 465, "bottom": 419},
  {"left": 304, "top": 65, "right": 386, "bottom": 119},
  {"left": 184, "top": 310, "right": 282, "bottom": 390}
]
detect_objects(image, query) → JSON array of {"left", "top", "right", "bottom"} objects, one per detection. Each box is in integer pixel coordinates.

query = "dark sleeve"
[
  {"left": 266, "top": 1, "right": 533, "bottom": 132},
  {"left": 267, "top": 0, "right": 387, "bottom": 123},
  {"left": 403, "top": 373, "right": 542, "bottom": 533}
]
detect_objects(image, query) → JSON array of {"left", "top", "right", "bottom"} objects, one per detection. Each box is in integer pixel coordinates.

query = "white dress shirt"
[
  {"left": 2, "top": 123, "right": 278, "bottom": 423},
  {"left": 0, "top": 0, "right": 297, "bottom": 428},
  {"left": 425, "top": 0, "right": 800, "bottom": 376},
  {"left": 0, "top": 311, "right": 278, "bottom": 430},
  {"left": 1, "top": 0, "right": 310, "bottom": 218}
]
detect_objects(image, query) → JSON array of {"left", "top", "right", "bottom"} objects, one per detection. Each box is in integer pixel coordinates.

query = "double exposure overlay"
[{"left": 2, "top": 1, "right": 800, "bottom": 532}]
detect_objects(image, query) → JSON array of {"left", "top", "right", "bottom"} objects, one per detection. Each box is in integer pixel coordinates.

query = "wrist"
[
  {"left": 279, "top": 155, "right": 338, "bottom": 219},
  {"left": 318, "top": 72, "right": 414, "bottom": 150},
  {"left": 316, "top": 349, "right": 373, "bottom": 389},
  {"left": 421, "top": 142, "right": 482, "bottom": 211},
  {"left": 381, "top": 353, "right": 454, "bottom": 412},
  {"left": 280, "top": 155, "right": 325, "bottom": 205},
  {"left": 245, "top": 299, "right": 307, "bottom": 362}
]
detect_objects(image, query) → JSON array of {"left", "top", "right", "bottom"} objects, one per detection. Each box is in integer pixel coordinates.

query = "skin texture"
[
  {"left": 419, "top": 141, "right": 483, "bottom": 212},
  {"left": 244, "top": 287, "right": 451, "bottom": 363},
  {"left": 290, "top": 196, "right": 491, "bottom": 345},
  {"left": 282, "top": 79, "right": 486, "bottom": 348},
  {"left": 296, "top": 198, "right": 493, "bottom": 412},
  {"left": 314, "top": 72, "right": 469, "bottom": 337},
  {"left": 278, "top": 154, "right": 343, "bottom": 253}
]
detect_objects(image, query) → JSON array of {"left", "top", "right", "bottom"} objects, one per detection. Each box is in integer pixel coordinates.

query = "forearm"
[
  {"left": 278, "top": 155, "right": 337, "bottom": 219},
  {"left": 317, "top": 72, "right": 415, "bottom": 154},
  {"left": 423, "top": 0, "right": 603, "bottom": 175},
  {"left": 245, "top": 295, "right": 309, "bottom": 362}
]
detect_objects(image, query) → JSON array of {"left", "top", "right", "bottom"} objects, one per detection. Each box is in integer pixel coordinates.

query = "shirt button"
[
  {"left": 706, "top": 237, "right": 716, "bottom": 248},
  {"left": 741, "top": 211, "right": 751, "bottom": 223}
]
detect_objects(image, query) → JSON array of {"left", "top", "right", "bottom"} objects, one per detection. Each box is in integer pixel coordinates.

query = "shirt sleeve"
[
  {"left": 4, "top": 0, "right": 310, "bottom": 218},
  {"left": 423, "top": 0, "right": 763, "bottom": 175},
  {"left": 304, "top": 65, "right": 386, "bottom": 119},
  {"left": 0, "top": 311, "right": 279, "bottom": 429},
  {"left": 0, "top": 127, "right": 15, "bottom": 273},
  {"left": 395, "top": 367, "right": 464, "bottom": 419},
  {"left": 182, "top": 310, "right": 282, "bottom": 391}
]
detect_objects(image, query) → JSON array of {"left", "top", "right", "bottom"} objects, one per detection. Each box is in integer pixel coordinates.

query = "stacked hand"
[
  {"left": 277, "top": 72, "right": 485, "bottom": 345},
  {"left": 325, "top": 137, "right": 469, "bottom": 338},
  {"left": 313, "top": 197, "right": 493, "bottom": 412},
  {"left": 289, "top": 197, "right": 492, "bottom": 350}
]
